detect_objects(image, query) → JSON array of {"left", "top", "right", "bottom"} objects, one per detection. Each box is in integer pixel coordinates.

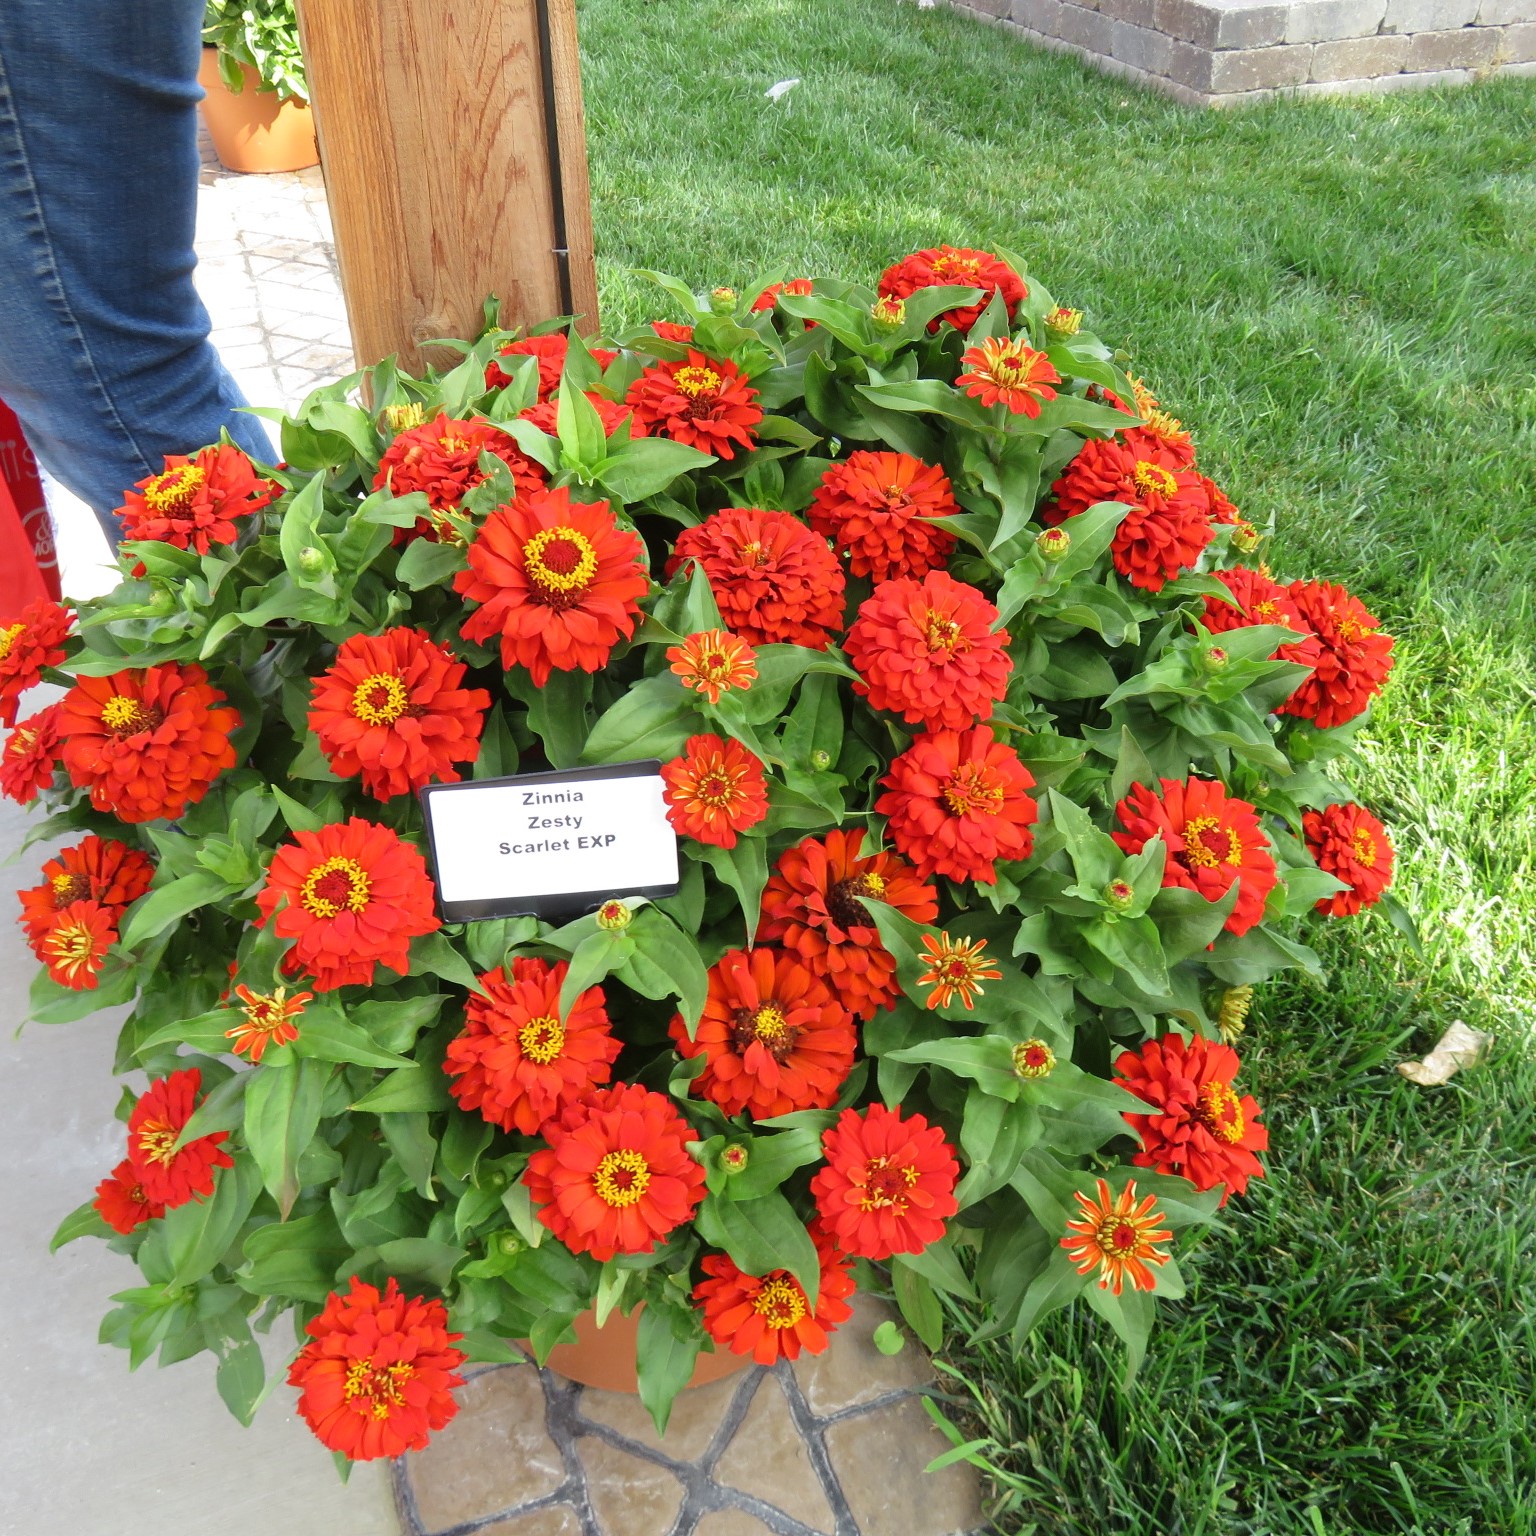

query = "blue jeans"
[{"left": 0, "top": 0, "right": 273, "bottom": 534}]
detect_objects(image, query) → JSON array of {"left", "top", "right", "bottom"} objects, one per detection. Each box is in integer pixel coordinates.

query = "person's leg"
[{"left": 0, "top": 0, "right": 274, "bottom": 535}]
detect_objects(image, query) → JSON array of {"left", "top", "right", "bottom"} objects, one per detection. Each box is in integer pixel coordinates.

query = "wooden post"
[{"left": 294, "top": 0, "right": 599, "bottom": 375}]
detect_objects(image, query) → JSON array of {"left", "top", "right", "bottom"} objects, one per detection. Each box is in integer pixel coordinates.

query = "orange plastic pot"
[
  {"left": 197, "top": 48, "right": 318, "bottom": 174},
  {"left": 533, "top": 1305, "right": 749, "bottom": 1395}
]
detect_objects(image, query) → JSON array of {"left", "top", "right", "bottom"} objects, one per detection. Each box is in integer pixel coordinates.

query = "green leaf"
[
  {"left": 559, "top": 929, "right": 635, "bottom": 1015},
  {"left": 408, "top": 930, "right": 481, "bottom": 992},
  {"left": 696, "top": 1190, "right": 820, "bottom": 1308},
  {"left": 872, "top": 1319, "right": 906, "bottom": 1355},
  {"left": 119, "top": 871, "right": 239, "bottom": 951},
  {"left": 581, "top": 672, "right": 699, "bottom": 767},
  {"left": 722, "top": 1125, "right": 828, "bottom": 1201},
  {"left": 238, "top": 1208, "right": 350, "bottom": 1302},
  {"left": 891, "top": 1259, "right": 945, "bottom": 1350},
  {"left": 374, "top": 1237, "right": 466, "bottom": 1290},
  {"left": 244, "top": 1059, "right": 329, "bottom": 1218},
  {"left": 895, "top": 1235, "right": 977, "bottom": 1301},
  {"left": 163, "top": 1156, "right": 261, "bottom": 1286},
  {"left": 290, "top": 1003, "right": 414, "bottom": 1069},
  {"left": 625, "top": 909, "right": 710, "bottom": 1032},
  {"left": 350, "top": 1057, "right": 454, "bottom": 1114},
  {"left": 956, "top": 1091, "right": 1042, "bottom": 1207},
  {"left": 1083, "top": 1282, "right": 1156, "bottom": 1383},
  {"left": 216, "top": 1338, "right": 267, "bottom": 1427},
  {"left": 695, "top": 837, "right": 769, "bottom": 941},
  {"left": 397, "top": 537, "right": 467, "bottom": 592},
  {"left": 597, "top": 436, "right": 716, "bottom": 502},
  {"left": 885, "top": 1035, "right": 1021, "bottom": 1100},
  {"left": 636, "top": 1303, "right": 703, "bottom": 1436},
  {"left": 1150, "top": 884, "right": 1240, "bottom": 964},
  {"left": 51, "top": 1198, "right": 113, "bottom": 1252},
  {"left": 1012, "top": 1247, "right": 1090, "bottom": 1350},
  {"left": 520, "top": 669, "right": 593, "bottom": 770}
]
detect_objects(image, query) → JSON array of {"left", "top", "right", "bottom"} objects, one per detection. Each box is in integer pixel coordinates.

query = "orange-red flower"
[
  {"left": 1277, "top": 580, "right": 1395, "bottom": 730},
  {"left": 287, "top": 1275, "right": 466, "bottom": 1461},
  {"left": 1112, "top": 777, "right": 1277, "bottom": 938},
  {"left": 1127, "top": 378, "right": 1196, "bottom": 466},
  {"left": 36, "top": 899, "right": 117, "bottom": 989},
  {"left": 877, "top": 246, "right": 1027, "bottom": 334},
  {"left": 623, "top": 350, "right": 763, "bottom": 460},
  {"left": 650, "top": 320, "right": 695, "bottom": 342},
  {"left": 1303, "top": 801, "right": 1394, "bottom": 915},
  {"left": 1061, "top": 1179, "right": 1173, "bottom": 1294},
  {"left": 484, "top": 332, "right": 617, "bottom": 396},
  {"left": 0, "top": 598, "right": 72, "bottom": 727},
  {"left": 1202, "top": 566, "right": 1322, "bottom": 672},
  {"left": 845, "top": 571, "right": 1011, "bottom": 732},
  {"left": 373, "top": 411, "right": 545, "bottom": 518},
  {"left": 667, "top": 508, "right": 846, "bottom": 649},
  {"left": 693, "top": 1222, "right": 856, "bottom": 1365},
  {"left": 660, "top": 734, "right": 769, "bottom": 848},
  {"left": 916, "top": 932, "right": 1001, "bottom": 1010},
  {"left": 57, "top": 662, "right": 239, "bottom": 823},
  {"left": 519, "top": 392, "right": 640, "bottom": 439},
  {"left": 1046, "top": 429, "right": 1214, "bottom": 592},
  {"left": 126, "top": 1067, "right": 234, "bottom": 1208},
  {"left": 17, "top": 834, "right": 154, "bottom": 944},
  {"left": 115, "top": 444, "right": 275, "bottom": 561},
  {"left": 227, "top": 984, "right": 311, "bottom": 1062},
  {"left": 443, "top": 957, "right": 621, "bottom": 1135},
  {"left": 455, "top": 487, "right": 649, "bottom": 688},
  {"left": 758, "top": 828, "right": 938, "bottom": 1022},
  {"left": 808, "top": 452, "right": 958, "bottom": 584},
  {"left": 256, "top": 816, "right": 440, "bottom": 991},
  {"left": 957, "top": 337, "right": 1060, "bottom": 417},
  {"left": 669, "top": 946, "right": 856, "bottom": 1119},
  {"left": 1114, "top": 1034, "right": 1268, "bottom": 1204},
  {"left": 93, "top": 1159, "right": 166, "bottom": 1234},
  {"left": 810, "top": 1103, "right": 959, "bottom": 1260},
  {"left": 1, "top": 702, "right": 62, "bottom": 804},
  {"left": 667, "top": 628, "right": 758, "bottom": 705},
  {"left": 522, "top": 1082, "right": 707, "bottom": 1261},
  {"left": 751, "top": 277, "right": 815, "bottom": 315},
  {"left": 876, "top": 728, "right": 1040, "bottom": 885},
  {"left": 308, "top": 626, "right": 489, "bottom": 800}
]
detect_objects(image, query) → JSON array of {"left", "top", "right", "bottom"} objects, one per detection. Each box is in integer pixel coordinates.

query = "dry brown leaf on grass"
[{"left": 1397, "top": 1020, "right": 1492, "bottom": 1086}]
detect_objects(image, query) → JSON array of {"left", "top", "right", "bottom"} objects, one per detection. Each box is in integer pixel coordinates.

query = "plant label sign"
[{"left": 419, "top": 759, "right": 680, "bottom": 922}]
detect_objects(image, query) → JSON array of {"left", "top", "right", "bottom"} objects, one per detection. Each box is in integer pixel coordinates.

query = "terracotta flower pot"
[
  {"left": 197, "top": 47, "right": 318, "bottom": 174},
  {"left": 534, "top": 1305, "right": 750, "bottom": 1395}
]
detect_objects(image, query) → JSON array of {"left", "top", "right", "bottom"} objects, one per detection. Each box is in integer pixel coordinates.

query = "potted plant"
[
  {"left": 4, "top": 244, "right": 1409, "bottom": 1465},
  {"left": 198, "top": 0, "right": 317, "bottom": 174}
]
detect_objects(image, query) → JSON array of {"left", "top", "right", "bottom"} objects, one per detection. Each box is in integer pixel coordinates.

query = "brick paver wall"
[{"left": 948, "top": 0, "right": 1536, "bottom": 104}]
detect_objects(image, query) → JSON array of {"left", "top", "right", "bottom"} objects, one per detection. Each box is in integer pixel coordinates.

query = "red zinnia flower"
[
  {"left": 126, "top": 1067, "right": 234, "bottom": 1208},
  {"left": 455, "top": 487, "right": 649, "bottom": 688},
  {"left": 751, "top": 277, "right": 815, "bottom": 313},
  {"left": 522, "top": 1082, "right": 707, "bottom": 1262},
  {"left": 876, "top": 728, "right": 1040, "bottom": 885},
  {"left": 650, "top": 320, "right": 695, "bottom": 342},
  {"left": 667, "top": 508, "right": 846, "bottom": 649},
  {"left": 956, "top": 337, "right": 1060, "bottom": 417},
  {"left": 17, "top": 833, "right": 154, "bottom": 944},
  {"left": 917, "top": 932, "right": 1002, "bottom": 1011},
  {"left": 1127, "top": 378, "right": 1196, "bottom": 467},
  {"left": 93, "top": 1159, "right": 166, "bottom": 1234},
  {"left": 36, "top": 899, "right": 117, "bottom": 989},
  {"left": 288, "top": 1275, "right": 466, "bottom": 1461},
  {"left": 484, "top": 332, "right": 617, "bottom": 396},
  {"left": 443, "top": 957, "right": 621, "bottom": 1135},
  {"left": 57, "top": 662, "right": 239, "bottom": 823},
  {"left": 1, "top": 703, "right": 63, "bottom": 804},
  {"left": 0, "top": 598, "right": 72, "bottom": 727},
  {"left": 1114, "top": 1034, "right": 1269, "bottom": 1204},
  {"left": 256, "top": 817, "right": 441, "bottom": 991},
  {"left": 519, "top": 392, "right": 640, "bottom": 439},
  {"left": 845, "top": 571, "right": 1011, "bottom": 732},
  {"left": 1046, "top": 432, "right": 1214, "bottom": 593},
  {"left": 877, "top": 245, "right": 1027, "bottom": 334},
  {"left": 808, "top": 452, "right": 958, "bottom": 583},
  {"left": 623, "top": 350, "right": 763, "bottom": 460},
  {"left": 1202, "top": 566, "right": 1322, "bottom": 672},
  {"left": 1278, "top": 581, "right": 1395, "bottom": 730},
  {"left": 1303, "top": 802, "right": 1395, "bottom": 915},
  {"left": 810, "top": 1103, "right": 959, "bottom": 1260},
  {"left": 1061, "top": 1179, "right": 1173, "bottom": 1294},
  {"left": 227, "top": 984, "right": 311, "bottom": 1062},
  {"left": 373, "top": 411, "right": 546, "bottom": 518},
  {"left": 115, "top": 443, "right": 275, "bottom": 561},
  {"left": 660, "top": 734, "right": 769, "bottom": 848},
  {"left": 758, "top": 827, "right": 938, "bottom": 1022},
  {"left": 667, "top": 628, "right": 758, "bottom": 705},
  {"left": 693, "top": 1222, "right": 856, "bottom": 1366},
  {"left": 669, "top": 946, "right": 856, "bottom": 1120},
  {"left": 308, "top": 626, "right": 489, "bottom": 801},
  {"left": 1112, "top": 777, "right": 1277, "bottom": 938}
]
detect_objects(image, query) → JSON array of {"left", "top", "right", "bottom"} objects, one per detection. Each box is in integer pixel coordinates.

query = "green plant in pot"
[{"left": 203, "top": 0, "right": 309, "bottom": 103}]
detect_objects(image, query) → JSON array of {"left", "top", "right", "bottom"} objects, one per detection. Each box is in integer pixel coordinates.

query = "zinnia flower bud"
[
  {"left": 1045, "top": 306, "right": 1083, "bottom": 338},
  {"left": 810, "top": 749, "right": 833, "bottom": 771},
  {"left": 1036, "top": 527, "right": 1070, "bottom": 562},
  {"left": 721, "top": 1142, "right": 750, "bottom": 1174},
  {"left": 1231, "top": 521, "right": 1262, "bottom": 554},
  {"left": 870, "top": 295, "right": 906, "bottom": 330},
  {"left": 1103, "top": 879, "right": 1135, "bottom": 913},
  {"left": 382, "top": 401, "right": 427, "bottom": 432},
  {"left": 710, "top": 286, "right": 738, "bottom": 312},
  {"left": 1201, "top": 646, "right": 1230, "bottom": 673},
  {"left": 596, "top": 899, "right": 632, "bottom": 931},
  {"left": 297, "top": 546, "right": 327, "bottom": 578},
  {"left": 1012, "top": 1039, "right": 1056, "bottom": 1079},
  {"left": 497, "top": 1230, "right": 525, "bottom": 1257}
]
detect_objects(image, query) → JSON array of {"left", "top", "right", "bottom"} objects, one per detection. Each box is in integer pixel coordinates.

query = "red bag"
[{"left": 0, "top": 398, "right": 62, "bottom": 624}]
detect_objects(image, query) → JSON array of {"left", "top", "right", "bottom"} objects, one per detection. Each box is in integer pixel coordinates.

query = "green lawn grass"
[{"left": 576, "top": 2, "right": 1536, "bottom": 1528}]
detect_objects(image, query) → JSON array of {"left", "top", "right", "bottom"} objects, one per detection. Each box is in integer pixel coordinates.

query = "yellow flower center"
[
  {"left": 750, "top": 1004, "right": 789, "bottom": 1044},
  {"left": 439, "top": 434, "right": 474, "bottom": 455},
  {"left": 1132, "top": 461, "right": 1178, "bottom": 500},
  {"left": 1142, "top": 407, "right": 1186, "bottom": 442},
  {"left": 857, "top": 1155, "right": 919, "bottom": 1212},
  {"left": 1182, "top": 815, "right": 1243, "bottom": 869},
  {"left": 596, "top": 899, "right": 632, "bottom": 931},
  {"left": 1097, "top": 1217, "right": 1144, "bottom": 1254},
  {"left": 300, "top": 856, "right": 371, "bottom": 919},
  {"left": 0, "top": 622, "right": 23, "bottom": 661},
  {"left": 351, "top": 672, "right": 409, "bottom": 726},
  {"left": 693, "top": 771, "right": 735, "bottom": 808},
  {"left": 942, "top": 765, "right": 1003, "bottom": 818},
  {"left": 1012, "top": 1039, "right": 1055, "bottom": 1078},
  {"left": 753, "top": 1277, "right": 808, "bottom": 1330},
  {"left": 1195, "top": 1080, "right": 1246, "bottom": 1144},
  {"left": 932, "top": 254, "right": 982, "bottom": 282},
  {"left": 135, "top": 1118, "right": 179, "bottom": 1168},
  {"left": 1336, "top": 615, "right": 1370, "bottom": 643},
  {"left": 1351, "top": 827, "right": 1378, "bottom": 867},
  {"left": 523, "top": 525, "right": 598, "bottom": 599},
  {"left": 100, "top": 695, "right": 159, "bottom": 735},
  {"left": 924, "top": 611, "right": 964, "bottom": 654},
  {"left": 51, "top": 872, "right": 90, "bottom": 905},
  {"left": 737, "top": 540, "right": 768, "bottom": 568},
  {"left": 519, "top": 1015, "right": 565, "bottom": 1065},
  {"left": 673, "top": 365, "right": 721, "bottom": 400},
  {"left": 593, "top": 1149, "right": 652, "bottom": 1208},
  {"left": 343, "top": 1359, "right": 416, "bottom": 1421},
  {"left": 871, "top": 296, "right": 906, "bottom": 326},
  {"left": 1045, "top": 306, "right": 1082, "bottom": 336},
  {"left": 44, "top": 917, "right": 102, "bottom": 980},
  {"left": 143, "top": 464, "right": 205, "bottom": 514}
]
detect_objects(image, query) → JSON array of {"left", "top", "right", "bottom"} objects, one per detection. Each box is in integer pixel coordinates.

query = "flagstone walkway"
[{"left": 13, "top": 124, "right": 990, "bottom": 1536}]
